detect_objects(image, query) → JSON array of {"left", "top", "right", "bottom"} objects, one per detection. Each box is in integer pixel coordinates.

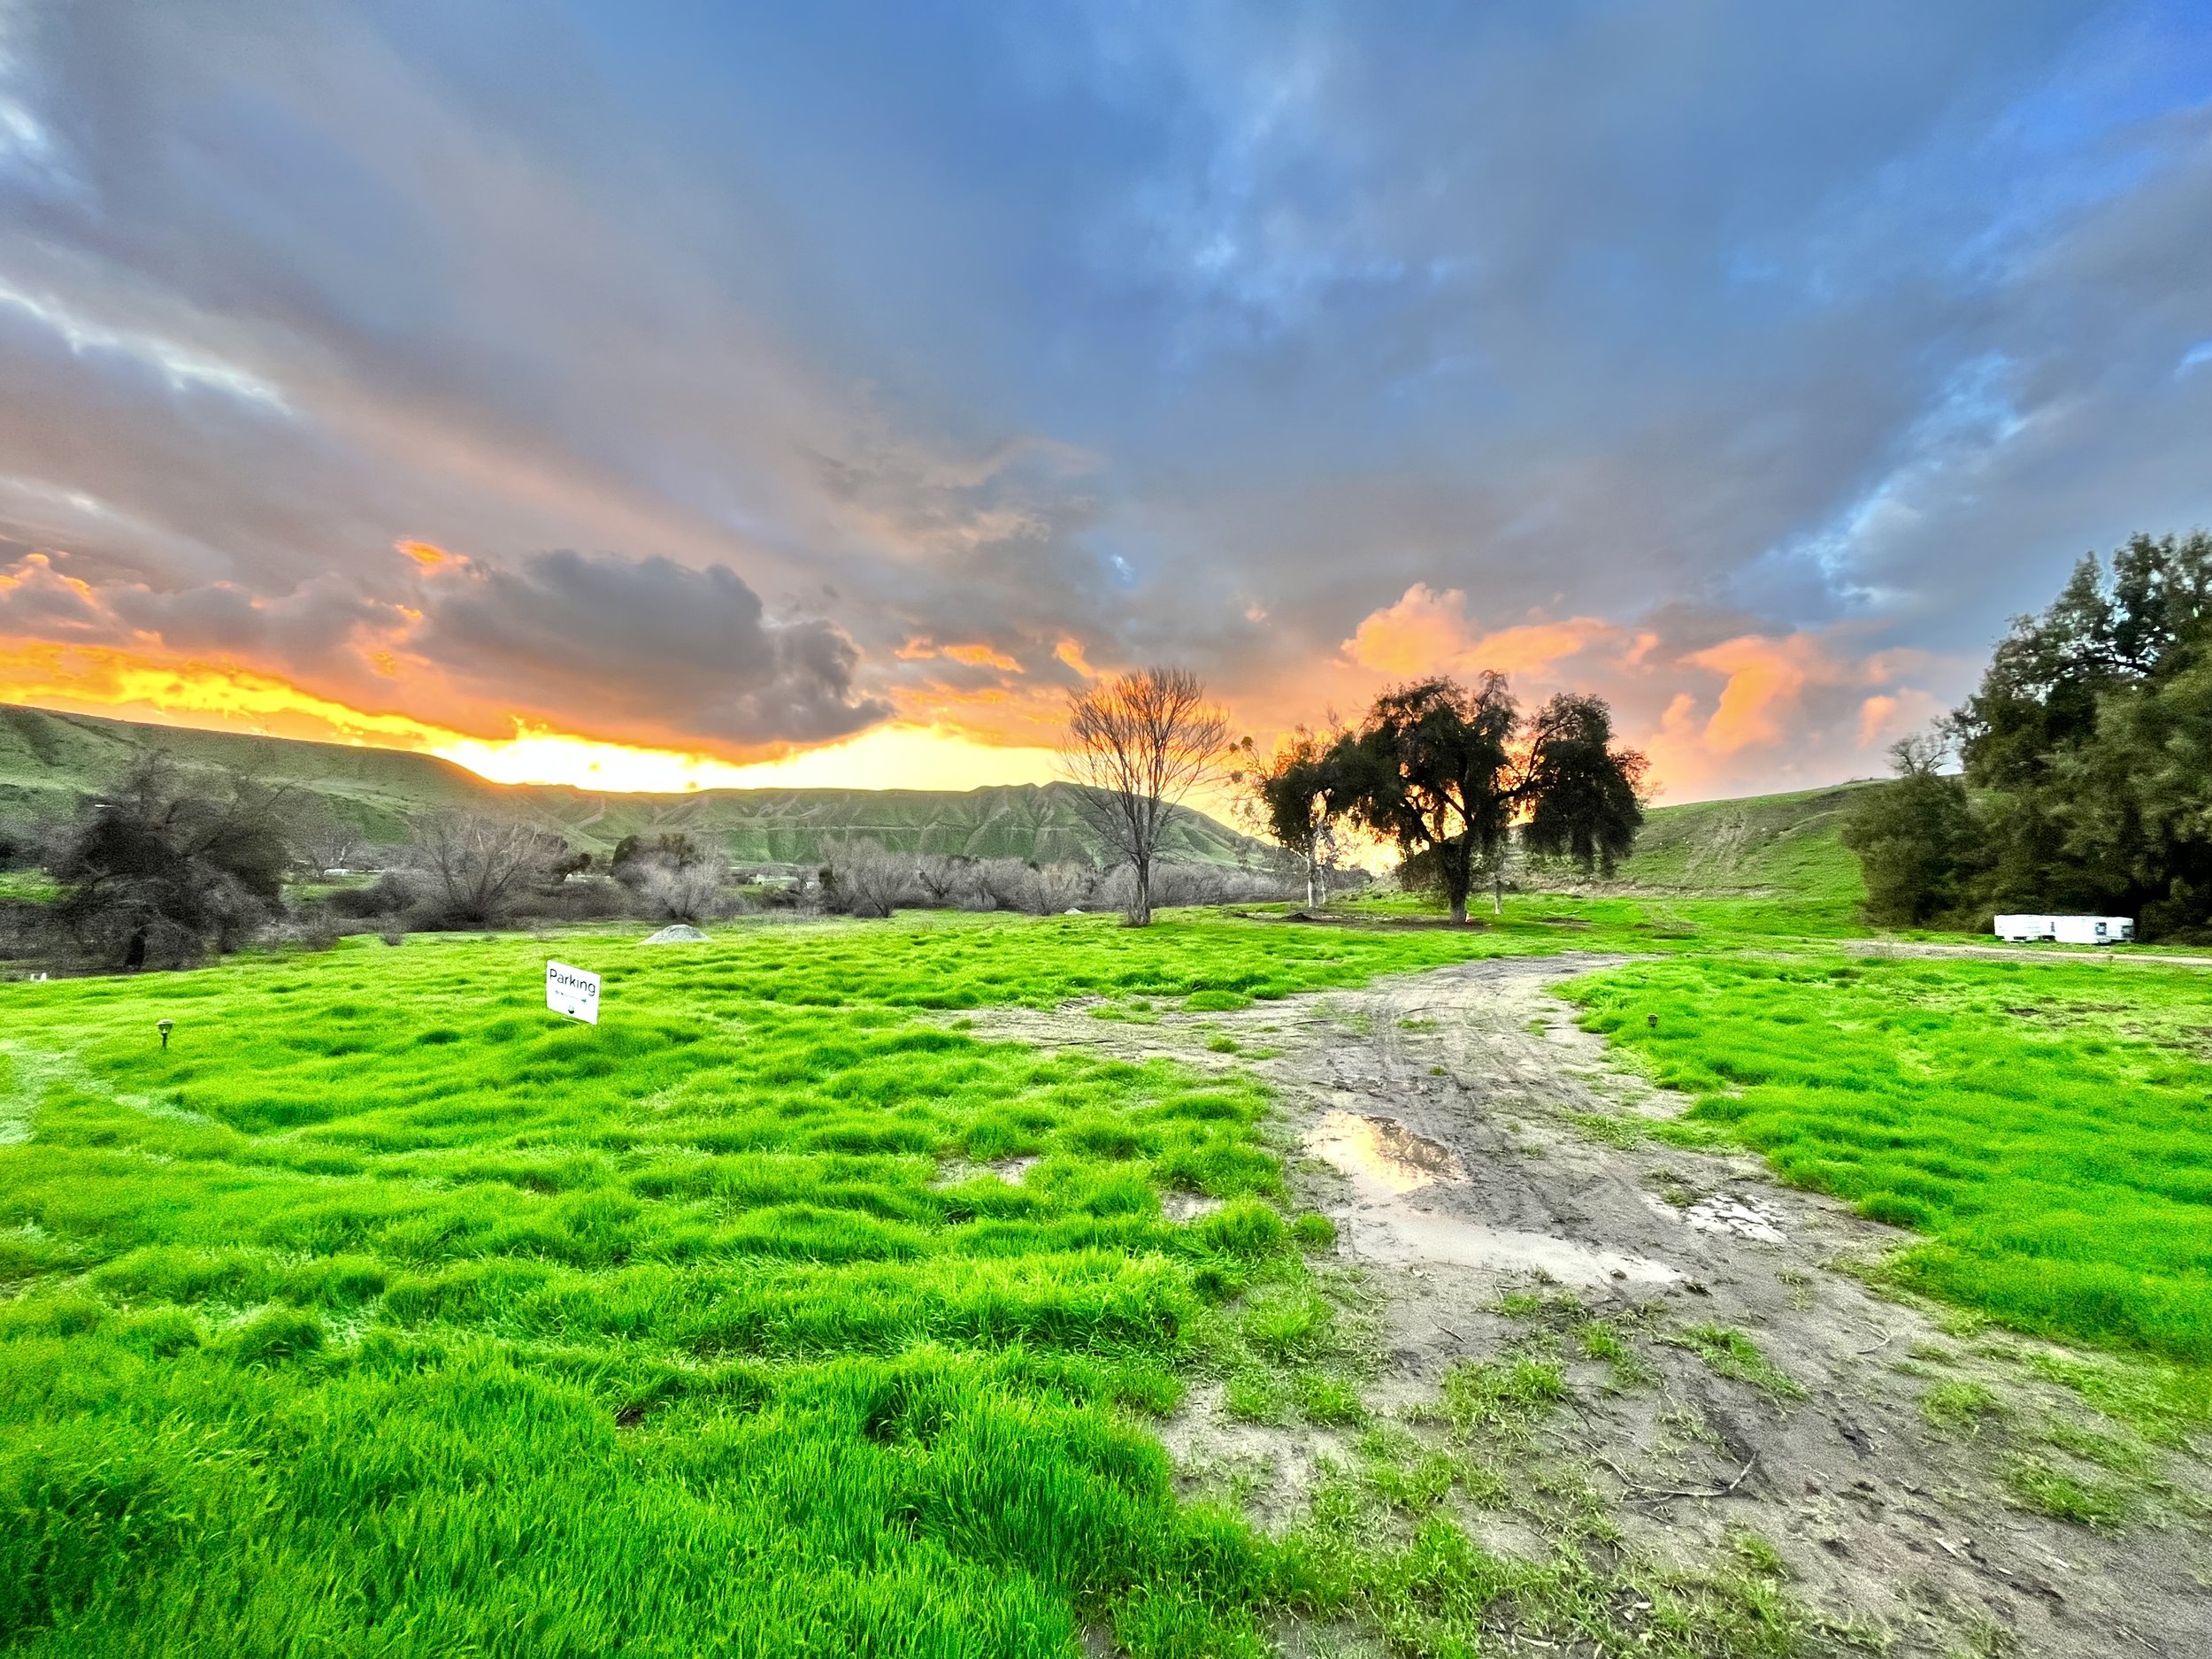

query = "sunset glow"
[
  {"left": 434, "top": 722, "right": 1061, "bottom": 794},
  {"left": 0, "top": 648, "right": 1062, "bottom": 795},
  {"left": 0, "top": 643, "right": 464, "bottom": 750},
  {"left": 1, "top": 4, "right": 2203, "bottom": 810}
]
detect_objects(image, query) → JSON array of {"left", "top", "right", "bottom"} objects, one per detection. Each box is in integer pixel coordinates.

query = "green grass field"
[
  {"left": 7, "top": 890, "right": 2212, "bottom": 1653},
  {"left": 1, "top": 914, "right": 1617, "bottom": 1656}
]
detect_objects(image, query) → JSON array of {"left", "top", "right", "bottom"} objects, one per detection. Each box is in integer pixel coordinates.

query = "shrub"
[
  {"left": 405, "top": 812, "right": 568, "bottom": 926},
  {"left": 820, "top": 838, "right": 918, "bottom": 918},
  {"left": 48, "top": 753, "right": 292, "bottom": 967}
]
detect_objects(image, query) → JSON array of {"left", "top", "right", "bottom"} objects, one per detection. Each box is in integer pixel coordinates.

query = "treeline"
[
  {"left": 0, "top": 657, "right": 1652, "bottom": 971},
  {"left": 0, "top": 755, "right": 771, "bottom": 971},
  {"left": 1846, "top": 531, "right": 2212, "bottom": 940}
]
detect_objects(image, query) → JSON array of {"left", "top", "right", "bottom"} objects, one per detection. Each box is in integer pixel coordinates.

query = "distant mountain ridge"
[{"left": 0, "top": 704, "right": 1267, "bottom": 868}]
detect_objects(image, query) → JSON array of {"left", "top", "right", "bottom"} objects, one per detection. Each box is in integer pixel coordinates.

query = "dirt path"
[{"left": 965, "top": 955, "right": 2212, "bottom": 1658}]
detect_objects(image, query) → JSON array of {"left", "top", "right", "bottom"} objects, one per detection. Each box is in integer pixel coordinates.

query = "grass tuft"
[{"left": 1671, "top": 1325, "right": 1807, "bottom": 1402}]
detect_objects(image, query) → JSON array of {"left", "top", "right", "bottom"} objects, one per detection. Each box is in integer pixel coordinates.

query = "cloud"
[
  {"left": 1342, "top": 584, "right": 1617, "bottom": 681},
  {"left": 0, "top": 2, "right": 2204, "bottom": 800},
  {"left": 0, "top": 277, "right": 289, "bottom": 411},
  {"left": 1685, "top": 634, "right": 1833, "bottom": 752},
  {"left": 0, "top": 541, "right": 887, "bottom": 758},
  {"left": 0, "top": 550, "right": 110, "bottom": 637},
  {"left": 410, "top": 548, "right": 887, "bottom": 749},
  {"left": 1631, "top": 626, "right": 1960, "bottom": 799},
  {"left": 1323, "top": 585, "right": 1964, "bottom": 799}
]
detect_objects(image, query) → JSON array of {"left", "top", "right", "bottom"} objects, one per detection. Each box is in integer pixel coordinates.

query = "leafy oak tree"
[
  {"left": 1336, "top": 674, "right": 1646, "bottom": 924},
  {"left": 1518, "top": 692, "right": 1647, "bottom": 879}
]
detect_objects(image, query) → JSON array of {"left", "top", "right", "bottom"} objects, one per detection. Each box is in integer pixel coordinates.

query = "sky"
[{"left": 0, "top": 1, "right": 2208, "bottom": 805}]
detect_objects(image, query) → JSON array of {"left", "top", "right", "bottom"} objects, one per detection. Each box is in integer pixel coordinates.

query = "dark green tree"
[
  {"left": 1951, "top": 530, "right": 2212, "bottom": 936},
  {"left": 1839, "top": 735, "right": 1977, "bottom": 927},
  {"left": 1237, "top": 725, "right": 1348, "bottom": 908},
  {"left": 1519, "top": 693, "right": 1647, "bottom": 878},
  {"left": 1340, "top": 674, "right": 1645, "bottom": 924}
]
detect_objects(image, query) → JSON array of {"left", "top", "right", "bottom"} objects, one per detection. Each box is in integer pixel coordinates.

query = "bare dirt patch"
[{"left": 956, "top": 954, "right": 2212, "bottom": 1657}]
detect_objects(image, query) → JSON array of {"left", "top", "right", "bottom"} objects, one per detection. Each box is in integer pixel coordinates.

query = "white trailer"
[
  {"left": 1993, "top": 913, "right": 2133, "bottom": 945},
  {"left": 2053, "top": 915, "right": 2133, "bottom": 945}
]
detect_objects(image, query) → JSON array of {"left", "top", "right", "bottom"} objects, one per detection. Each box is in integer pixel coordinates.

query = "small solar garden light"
[{"left": 157, "top": 1018, "right": 174, "bottom": 1050}]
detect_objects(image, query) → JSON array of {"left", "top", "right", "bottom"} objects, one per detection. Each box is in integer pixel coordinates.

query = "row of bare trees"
[
  {"left": 818, "top": 838, "right": 1286, "bottom": 919},
  {"left": 7, "top": 657, "right": 1646, "bottom": 969},
  {"left": 337, "top": 822, "right": 739, "bottom": 931}
]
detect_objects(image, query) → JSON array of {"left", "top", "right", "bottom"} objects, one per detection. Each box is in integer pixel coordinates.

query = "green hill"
[
  {"left": 0, "top": 704, "right": 1264, "bottom": 868},
  {"left": 1552, "top": 780, "right": 1876, "bottom": 902}
]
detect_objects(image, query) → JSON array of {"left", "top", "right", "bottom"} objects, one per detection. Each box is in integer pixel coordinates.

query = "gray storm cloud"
[{"left": 411, "top": 549, "right": 888, "bottom": 749}]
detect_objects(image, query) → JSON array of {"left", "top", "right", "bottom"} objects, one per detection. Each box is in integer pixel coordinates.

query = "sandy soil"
[{"left": 964, "top": 953, "right": 2212, "bottom": 1658}]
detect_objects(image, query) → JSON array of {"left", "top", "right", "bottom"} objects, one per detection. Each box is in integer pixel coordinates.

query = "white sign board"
[{"left": 546, "top": 960, "right": 601, "bottom": 1025}]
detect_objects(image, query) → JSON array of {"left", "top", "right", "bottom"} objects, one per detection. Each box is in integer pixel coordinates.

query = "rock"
[{"left": 641, "top": 924, "right": 710, "bottom": 945}]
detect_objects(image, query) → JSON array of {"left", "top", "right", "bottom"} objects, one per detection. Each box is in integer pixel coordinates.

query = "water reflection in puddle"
[
  {"left": 1304, "top": 1110, "right": 1680, "bottom": 1286},
  {"left": 1306, "top": 1110, "right": 1464, "bottom": 1194}
]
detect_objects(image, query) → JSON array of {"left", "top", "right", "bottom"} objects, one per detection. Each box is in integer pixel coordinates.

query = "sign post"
[{"left": 546, "top": 960, "right": 601, "bottom": 1025}]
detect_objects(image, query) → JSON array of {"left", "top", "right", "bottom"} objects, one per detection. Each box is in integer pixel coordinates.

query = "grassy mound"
[{"left": 1575, "top": 782, "right": 1873, "bottom": 902}]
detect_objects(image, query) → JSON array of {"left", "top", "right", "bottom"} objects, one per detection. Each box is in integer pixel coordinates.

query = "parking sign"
[{"left": 546, "top": 960, "right": 601, "bottom": 1025}]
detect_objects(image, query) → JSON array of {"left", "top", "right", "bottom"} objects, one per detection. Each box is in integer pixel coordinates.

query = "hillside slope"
[
  {"left": 1561, "top": 780, "right": 1875, "bottom": 902},
  {"left": 0, "top": 704, "right": 1264, "bottom": 867}
]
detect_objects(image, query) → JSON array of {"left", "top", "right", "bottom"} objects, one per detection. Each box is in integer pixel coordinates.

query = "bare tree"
[
  {"left": 285, "top": 795, "right": 367, "bottom": 875},
  {"left": 635, "top": 857, "right": 726, "bottom": 924},
  {"left": 911, "top": 853, "right": 970, "bottom": 907},
  {"left": 976, "top": 857, "right": 1043, "bottom": 914},
  {"left": 407, "top": 812, "right": 565, "bottom": 926},
  {"left": 1061, "top": 667, "right": 1230, "bottom": 926},
  {"left": 1036, "top": 863, "right": 1094, "bottom": 912},
  {"left": 611, "top": 833, "right": 728, "bottom": 923},
  {"left": 820, "top": 837, "right": 915, "bottom": 918}
]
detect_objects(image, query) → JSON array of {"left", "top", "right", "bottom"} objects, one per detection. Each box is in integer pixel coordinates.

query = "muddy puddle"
[
  {"left": 1304, "top": 1108, "right": 1466, "bottom": 1192},
  {"left": 1305, "top": 1109, "right": 1680, "bottom": 1286}
]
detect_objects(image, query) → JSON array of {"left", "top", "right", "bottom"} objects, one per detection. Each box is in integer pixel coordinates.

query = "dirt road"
[{"left": 971, "top": 954, "right": 2212, "bottom": 1657}]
